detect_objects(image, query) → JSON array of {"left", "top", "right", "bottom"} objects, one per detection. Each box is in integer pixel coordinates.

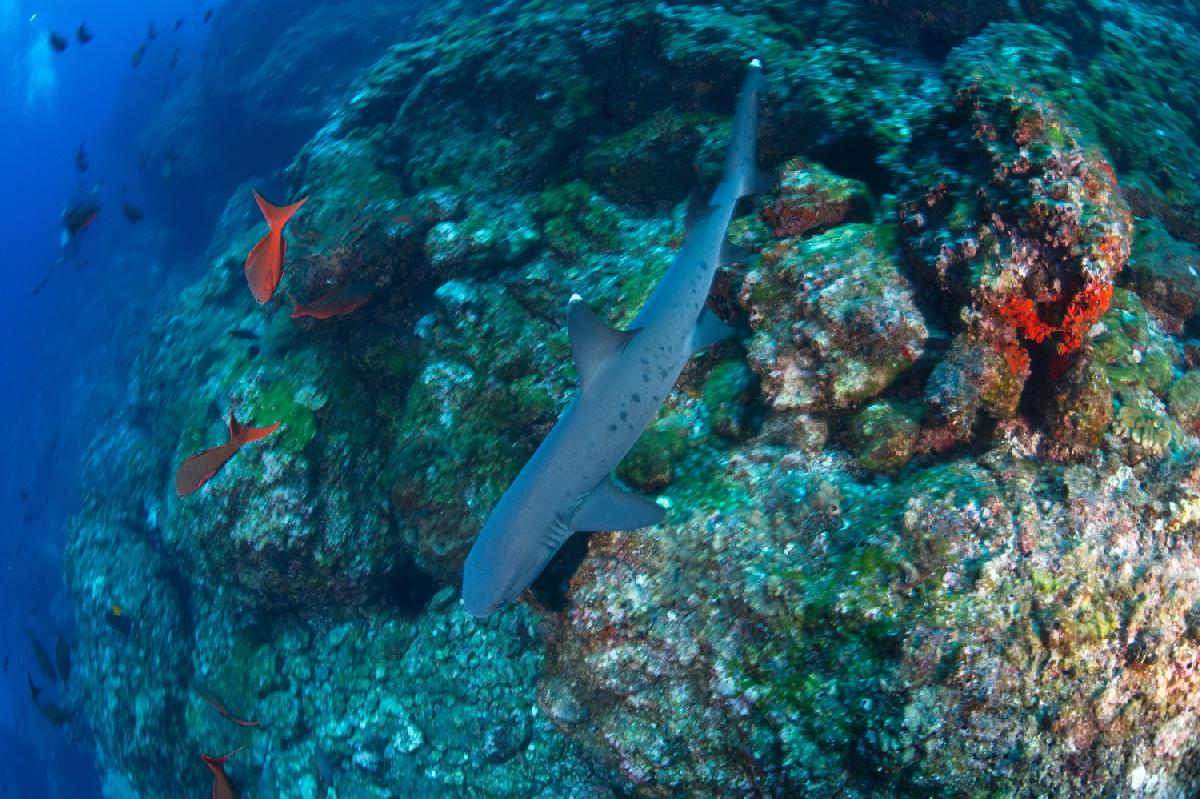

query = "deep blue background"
[{"left": 0, "top": 1, "right": 220, "bottom": 794}]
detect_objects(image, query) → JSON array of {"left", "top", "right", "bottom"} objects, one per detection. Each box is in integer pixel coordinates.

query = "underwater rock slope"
[{"left": 63, "top": 0, "right": 1200, "bottom": 796}]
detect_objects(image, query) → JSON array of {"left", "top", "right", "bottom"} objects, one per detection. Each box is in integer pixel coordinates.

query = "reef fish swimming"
[
  {"left": 28, "top": 631, "right": 56, "bottom": 682},
  {"left": 287, "top": 283, "right": 373, "bottom": 320},
  {"left": 190, "top": 680, "right": 260, "bottom": 727},
  {"left": 244, "top": 190, "right": 307, "bottom": 304},
  {"left": 175, "top": 408, "right": 281, "bottom": 496},
  {"left": 461, "top": 58, "right": 770, "bottom": 617},
  {"left": 201, "top": 746, "right": 244, "bottom": 799}
]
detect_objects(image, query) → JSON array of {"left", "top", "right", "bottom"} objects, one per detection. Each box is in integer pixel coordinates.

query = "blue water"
[{"left": 0, "top": 2, "right": 222, "bottom": 794}]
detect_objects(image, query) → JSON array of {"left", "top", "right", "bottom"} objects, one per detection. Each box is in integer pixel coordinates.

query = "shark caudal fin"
[
  {"left": 252, "top": 190, "right": 307, "bottom": 234},
  {"left": 226, "top": 409, "right": 282, "bottom": 446},
  {"left": 710, "top": 58, "right": 773, "bottom": 207}
]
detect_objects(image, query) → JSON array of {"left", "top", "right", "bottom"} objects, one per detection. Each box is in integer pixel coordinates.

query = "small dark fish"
[
  {"left": 288, "top": 283, "right": 373, "bottom": 321},
  {"left": 48, "top": 32, "right": 68, "bottom": 52},
  {"left": 147, "top": 21, "right": 157, "bottom": 40},
  {"left": 105, "top": 605, "right": 132, "bottom": 636},
  {"left": 190, "top": 680, "right": 260, "bottom": 726},
  {"left": 131, "top": 45, "right": 146, "bottom": 68},
  {"left": 77, "top": 22, "right": 93, "bottom": 44},
  {"left": 174, "top": 18, "right": 183, "bottom": 32},
  {"left": 204, "top": 8, "right": 214, "bottom": 23},
  {"left": 169, "top": 48, "right": 179, "bottom": 69},
  {"left": 75, "top": 143, "right": 88, "bottom": 173},
  {"left": 33, "top": 696, "right": 72, "bottom": 726},
  {"left": 229, "top": 329, "right": 259, "bottom": 341},
  {"left": 64, "top": 200, "right": 100, "bottom": 238},
  {"left": 122, "top": 203, "right": 144, "bottom": 224},
  {"left": 55, "top": 633, "right": 71, "bottom": 684},
  {"left": 27, "top": 673, "right": 40, "bottom": 701},
  {"left": 247, "top": 345, "right": 260, "bottom": 358},
  {"left": 28, "top": 632, "right": 56, "bottom": 682},
  {"left": 313, "top": 746, "right": 333, "bottom": 789},
  {"left": 19, "top": 486, "right": 28, "bottom": 501}
]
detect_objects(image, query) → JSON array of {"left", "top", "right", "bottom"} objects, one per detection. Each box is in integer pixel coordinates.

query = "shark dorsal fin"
[
  {"left": 571, "top": 478, "right": 665, "bottom": 532},
  {"left": 690, "top": 307, "right": 737, "bottom": 355},
  {"left": 567, "top": 295, "right": 638, "bottom": 390}
]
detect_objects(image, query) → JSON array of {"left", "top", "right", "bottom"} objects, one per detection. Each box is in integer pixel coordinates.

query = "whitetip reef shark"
[{"left": 462, "top": 58, "right": 771, "bottom": 617}]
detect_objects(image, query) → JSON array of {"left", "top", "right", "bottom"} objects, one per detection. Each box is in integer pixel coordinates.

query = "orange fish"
[
  {"left": 175, "top": 409, "right": 281, "bottom": 496},
  {"left": 244, "top": 190, "right": 307, "bottom": 303},
  {"left": 200, "top": 745, "right": 244, "bottom": 799},
  {"left": 287, "top": 283, "right": 373, "bottom": 320}
]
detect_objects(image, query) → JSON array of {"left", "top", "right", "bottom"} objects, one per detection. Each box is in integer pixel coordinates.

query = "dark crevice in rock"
[
  {"left": 383, "top": 560, "right": 440, "bottom": 617},
  {"left": 808, "top": 129, "right": 892, "bottom": 198},
  {"left": 530, "top": 533, "right": 590, "bottom": 613}
]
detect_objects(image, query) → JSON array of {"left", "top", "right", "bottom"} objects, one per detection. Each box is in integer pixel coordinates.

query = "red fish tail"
[
  {"left": 252, "top": 190, "right": 307, "bottom": 234},
  {"left": 200, "top": 744, "right": 244, "bottom": 768},
  {"left": 286, "top": 291, "right": 303, "bottom": 319},
  {"left": 227, "top": 408, "right": 282, "bottom": 447}
]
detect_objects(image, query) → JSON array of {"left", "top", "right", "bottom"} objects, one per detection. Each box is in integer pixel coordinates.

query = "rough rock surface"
[{"left": 62, "top": 1, "right": 1200, "bottom": 797}]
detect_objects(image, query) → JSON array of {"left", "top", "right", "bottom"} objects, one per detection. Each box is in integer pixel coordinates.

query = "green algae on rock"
[{"left": 741, "top": 223, "right": 927, "bottom": 414}]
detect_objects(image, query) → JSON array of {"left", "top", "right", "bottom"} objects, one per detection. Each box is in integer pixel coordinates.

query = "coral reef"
[{"left": 61, "top": 0, "right": 1200, "bottom": 796}]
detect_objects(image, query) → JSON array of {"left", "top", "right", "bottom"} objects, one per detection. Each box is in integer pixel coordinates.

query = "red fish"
[
  {"left": 201, "top": 746, "right": 244, "bottom": 799},
  {"left": 287, "top": 283, "right": 373, "bottom": 320},
  {"left": 244, "top": 190, "right": 307, "bottom": 303},
  {"left": 175, "top": 409, "right": 281, "bottom": 497}
]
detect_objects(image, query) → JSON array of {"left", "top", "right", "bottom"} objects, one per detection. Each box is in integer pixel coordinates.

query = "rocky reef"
[{"left": 62, "top": 0, "right": 1200, "bottom": 796}]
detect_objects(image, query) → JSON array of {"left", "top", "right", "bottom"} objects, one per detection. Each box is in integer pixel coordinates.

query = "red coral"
[
  {"left": 1057, "top": 279, "right": 1112, "bottom": 354},
  {"left": 998, "top": 297, "right": 1055, "bottom": 343},
  {"left": 995, "top": 276, "right": 1112, "bottom": 376}
]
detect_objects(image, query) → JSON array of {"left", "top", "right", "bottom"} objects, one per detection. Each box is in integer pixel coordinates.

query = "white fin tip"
[
  {"left": 569, "top": 293, "right": 583, "bottom": 303},
  {"left": 750, "top": 58, "right": 762, "bottom": 68}
]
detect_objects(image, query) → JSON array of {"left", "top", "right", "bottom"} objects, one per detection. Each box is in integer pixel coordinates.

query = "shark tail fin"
[{"left": 711, "top": 58, "right": 773, "bottom": 206}]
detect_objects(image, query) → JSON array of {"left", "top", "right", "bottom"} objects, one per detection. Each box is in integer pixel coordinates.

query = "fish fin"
[
  {"left": 226, "top": 408, "right": 242, "bottom": 442},
  {"left": 252, "top": 190, "right": 307, "bottom": 233},
  {"left": 286, "top": 291, "right": 302, "bottom": 318},
  {"left": 567, "top": 295, "right": 639, "bottom": 390},
  {"left": 683, "top": 188, "right": 712, "bottom": 236},
  {"left": 719, "top": 238, "right": 750, "bottom": 267},
  {"left": 690, "top": 307, "right": 737, "bottom": 354},
  {"left": 233, "top": 418, "right": 281, "bottom": 446},
  {"left": 223, "top": 408, "right": 281, "bottom": 447},
  {"left": 711, "top": 59, "right": 772, "bottom": 205},
  {"left": 571, "top": 478, "right": 665, "bottom": 532}
]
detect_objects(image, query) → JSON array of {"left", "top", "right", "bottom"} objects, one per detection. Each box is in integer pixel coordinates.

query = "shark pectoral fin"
[
  {"left": 691, "top": 307, "right": 737, "bottom": 354},
  {"left": 567, "top": 296, "right": 639, "bottom": 389},
  {"left": 571, "top": 478, "right": 665, "bottom": 532},
  {"left": 719, "top": 238, "right": 750, "bottom": 267}
]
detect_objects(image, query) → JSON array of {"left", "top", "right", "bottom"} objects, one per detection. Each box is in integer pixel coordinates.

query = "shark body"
[{"left": 462, "top": 59, "right": 770, "bottom": 617}]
